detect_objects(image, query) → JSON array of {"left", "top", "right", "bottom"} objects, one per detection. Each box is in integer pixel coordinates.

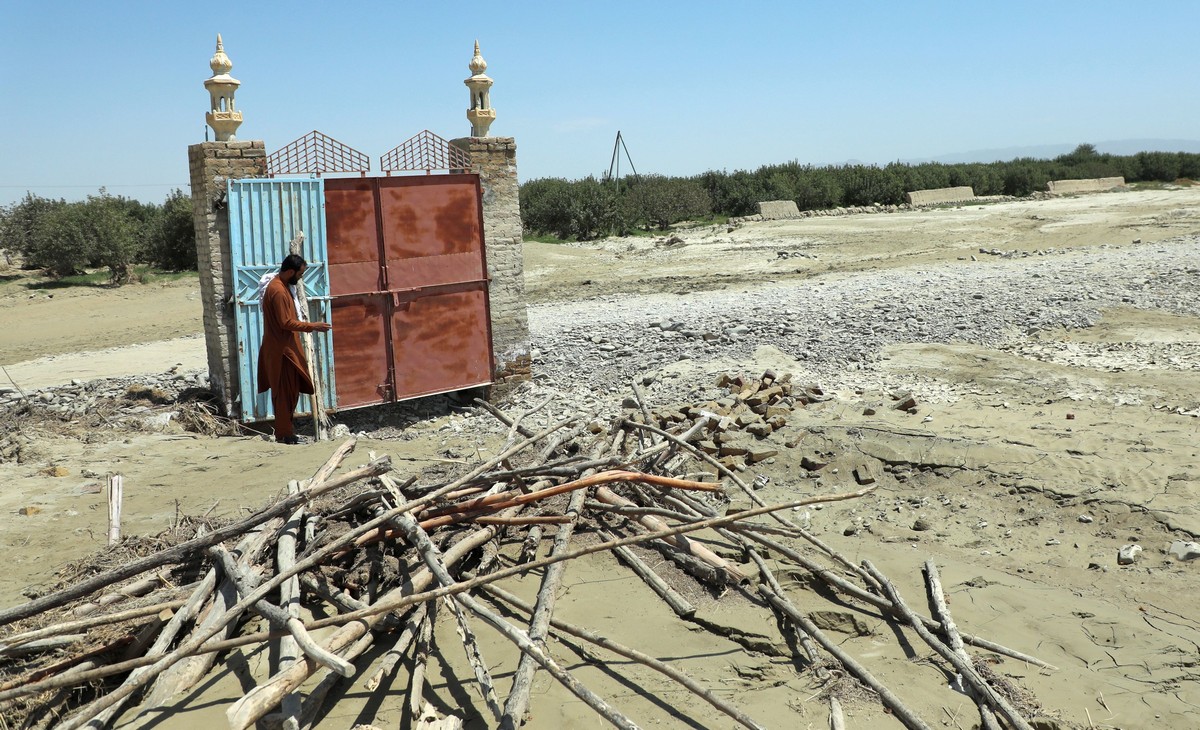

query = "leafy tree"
[
  {"left": 28, "top": 202, "right": 92, "bottom": 277},
  {"left": 145, "top": 189, "right": 196, "bottom": 270},
  {"left": 83, "top": 191, "right": 139, "bottom": 284},
  {"left": 566, "top": 177, "right": 618, "bottom": 240},
  {"left": 1135, "top": 151, "right": 1180, "bottom": 182},
  {"left": 624, "top": 175, "right": 711, "bottom": 230}
]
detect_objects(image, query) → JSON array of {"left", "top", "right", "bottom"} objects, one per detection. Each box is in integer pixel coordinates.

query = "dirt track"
[{"left": 2, "top": 187, "right": 1200, "bottom": 728}]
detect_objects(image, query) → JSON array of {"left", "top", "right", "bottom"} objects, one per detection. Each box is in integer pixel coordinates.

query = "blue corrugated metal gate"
[{"left": 227, "top": 178, "right": 336, "bottom": 422}]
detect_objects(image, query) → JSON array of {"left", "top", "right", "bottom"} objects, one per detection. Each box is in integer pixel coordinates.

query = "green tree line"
[
  {"left": 520, "top": 144, "right": 1200, "bottom": 240},
  {"left": 0, "top": 189, "right": 194, "bottom": 283}
]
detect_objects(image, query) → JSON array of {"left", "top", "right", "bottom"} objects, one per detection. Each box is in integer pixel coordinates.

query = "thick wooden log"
[
  {"left": 391, "top": 511, "right": 638, "bottom": 730},
  {"left": 737, "top": 531, "right": 1056, "bottom": 669},
  {"left": 13, "top": 488, "right": 877, "bottom": 713},
  {"left": 71, "top": 571, "right": 172, "bottom": 618},
  {"left": 925, "top": 560, "right": 1001, "bottom": 730},
  {"left": 134, "top": 520, "right": 282, "bottom": 716},
  {"left": 364, "top": 604, "right": 427, "bottom": 692},
  {"left": 0, "top": 600, "right": 187, "bottom": 652},
  {"left": 501, "top": 488, "right": 588, "bottom": 730},
  {"left": 408, "top": 601, "right": 436, "bottom": 719},
  {"left": 82, "top": 569, "right": 217, "bottom": 728},
  {"left": 390, "top": 512, "right": 502, "bottom": 721},
  {"left": 277, "top": 480, "right": 305, "bottom": 729},
  {"left": 863, "top": 562, "right": 1032, "bottom": 730},
  {"left": 747, "top": 550, "right": 827, "bottom": 678},
  {"left": 758, "top": 582, "right": 934, "bottom": 730},
  {"left": 0, "top": 451, "right": 388, "bottom": 628},
  {"left": 209, "top": 546, "right": 354, "bottom": 678},
  {"left": 594, "top": 486, "right": 746, "bottom": 584},
  {"left": 107, "top": 474, "right": 123, "bottom": 547},
  {"left": 289, "top": 232, "right": 329, "bottom": 442},
  {"left": 604, "top": 535, "right": 695, "bottom": 619},
  {"left": 222, "top": 526, "right": 498, "bottom": 730},
  {"left": 483, "top": 583, "right": 767, "bottom": 730}
]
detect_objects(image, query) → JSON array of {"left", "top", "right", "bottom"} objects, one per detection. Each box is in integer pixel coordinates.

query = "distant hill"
[{"left": 903, "top": 139, "right": 1200, "bottom": 165}]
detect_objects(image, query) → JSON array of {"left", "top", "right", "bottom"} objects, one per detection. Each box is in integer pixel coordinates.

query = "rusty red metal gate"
[{"left": 324, "top": 175, "right": 493, "bottom": 409}]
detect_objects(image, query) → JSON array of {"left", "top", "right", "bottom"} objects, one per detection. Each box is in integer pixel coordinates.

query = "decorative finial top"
[
  {"left": 210, "top": 34, "right": 233, "bottom": 75},
  {"left": 469, "top": 39, "right": 487, "bottom": 75}
]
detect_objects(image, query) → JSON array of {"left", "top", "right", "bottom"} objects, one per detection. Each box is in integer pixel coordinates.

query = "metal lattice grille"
[
  {"left": 380, "top": 130, "right": 471, "bottom": 174},
  {"left": 267, "top": 130, "right": 370, "bottom": 176}
]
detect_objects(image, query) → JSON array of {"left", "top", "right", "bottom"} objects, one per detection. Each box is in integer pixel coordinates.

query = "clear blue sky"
[{"left": 3, "top": 0, "right": 1199, "bottom": 206}]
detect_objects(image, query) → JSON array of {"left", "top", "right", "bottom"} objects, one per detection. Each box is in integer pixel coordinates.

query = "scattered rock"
[
  {"left": 853, "top": 465, "right": 876, "bottom": 485},
  {"left": 1117, "top": 544, "right": 1143, "bottom": 565},
  {"left": 912, "top": 518, "right": 932, "bottom": 532},
  {"left": 1077, "top": 514, "right": 1093, "bottom": 523},
  {"left": 800, "top": 456, "right": 827, "bottom": 471},
  {"left": 1168, "top": 541, "right": 1200, "bottom": 561}
]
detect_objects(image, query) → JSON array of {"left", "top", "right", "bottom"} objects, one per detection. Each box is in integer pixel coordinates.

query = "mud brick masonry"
[
  {"left": 188, "top": 140, "right": 267, "bottom": 417},
  {"left": 451, "top": 135, "right": 532, "bottom": 388}
]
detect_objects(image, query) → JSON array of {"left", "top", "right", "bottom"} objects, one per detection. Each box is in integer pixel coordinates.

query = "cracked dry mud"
[{"left": 2, "top": 187, "right": 1199, "bottom": 728}]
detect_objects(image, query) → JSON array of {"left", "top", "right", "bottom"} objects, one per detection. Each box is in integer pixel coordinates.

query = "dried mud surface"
[{"left": 2, "top": 188, "right": 1200, "bottom": 729}]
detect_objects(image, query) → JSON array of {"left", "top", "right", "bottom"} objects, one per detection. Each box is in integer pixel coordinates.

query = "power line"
[{"left": 0, "top": 184, "right": 190, "bottom": 189}]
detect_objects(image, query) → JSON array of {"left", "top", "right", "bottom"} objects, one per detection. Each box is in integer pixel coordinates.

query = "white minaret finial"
[
  {"left": 465, "top": 39, "right": 495, "bottom": 137},
  {"left": 204, "top": 33, "right": 243, "bottom": 141}
]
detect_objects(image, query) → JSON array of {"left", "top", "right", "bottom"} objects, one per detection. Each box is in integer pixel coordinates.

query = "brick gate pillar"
[
  {"left": 451, "top": 135, "right": 532, "bottom": 392},
  {"left": 187, "top": 140, "right": 268, "bottom": 416}
]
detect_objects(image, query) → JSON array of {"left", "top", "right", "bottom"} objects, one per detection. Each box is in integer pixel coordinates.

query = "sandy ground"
[{"left": 2, "top": 187, "right": 1200, "bottom": 729}]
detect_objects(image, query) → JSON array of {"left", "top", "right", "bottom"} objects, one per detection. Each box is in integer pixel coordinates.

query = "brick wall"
[
  {"left": 451, "top": 136, "right": 532, "bottom": 391},
  {"left": 1047, "top": 177, "right": 1126, "bottom": 194},
  {"left": 187, "top": 140, "right": 267, "bottom": 416},
  {"left": 904, "top": 186, "right": 976, "bottom": 206}
]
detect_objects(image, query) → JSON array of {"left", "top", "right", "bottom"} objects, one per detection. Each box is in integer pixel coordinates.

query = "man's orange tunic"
[{"left": 257, "top": 275, "right": 322, "bottom": 439}]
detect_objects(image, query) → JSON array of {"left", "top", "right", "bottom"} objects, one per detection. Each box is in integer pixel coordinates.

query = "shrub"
[
  {"left": 624, "top": 175, "right": 712, "bottom": 230},
  {"left": 144, "top": 189, "right": 196, "bottom": 270}
]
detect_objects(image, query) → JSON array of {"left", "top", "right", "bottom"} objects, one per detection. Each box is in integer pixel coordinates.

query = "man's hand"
[{"left": 312, "top": 322, "right": 333, "bottom": 332}]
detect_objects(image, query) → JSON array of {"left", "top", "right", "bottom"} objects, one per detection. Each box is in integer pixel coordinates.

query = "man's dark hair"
[{"left": 280, "top": 254, "right": 306, "bottom": 273}]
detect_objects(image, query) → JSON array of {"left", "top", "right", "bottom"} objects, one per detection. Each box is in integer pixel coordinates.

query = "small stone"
[
  {"left": 1168, "top": 541, "right": 1200, "bottom": 561},
  {"left": 894, "top": 394, "right": 918, "bottom": 411},
  {"left": 912, "top": 518, "right": 932, "bottom": 532},
  {"left": 745, "top": 446, "right": 779, "bottom": 464},
  {"left": 800, "top": 456, "right": 827, "bottom": 471},
  {"left": 843, "top": 525, "right": 858, "bottom": 536},
  {"left": 853, "top": 465, "right": 876, "bottom": 485},
  {"left": 1045, "top": 538, "right": 1061, "bottom": 546},
  {"left": 1117, "top": 544, "right": 1142, "bottom": 565},
  {"left": 862, "top": 406, "right": 876, "bottom": 416}
]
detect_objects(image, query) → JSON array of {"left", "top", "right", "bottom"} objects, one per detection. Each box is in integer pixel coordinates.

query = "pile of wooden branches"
[{"left": 0, "top": 377, "right": 1055, "bottom": 730}]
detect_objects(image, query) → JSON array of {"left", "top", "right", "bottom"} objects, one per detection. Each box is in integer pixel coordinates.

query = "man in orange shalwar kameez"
[{"left": 257, "top": 254, "right": 332, "bottom": 445}]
